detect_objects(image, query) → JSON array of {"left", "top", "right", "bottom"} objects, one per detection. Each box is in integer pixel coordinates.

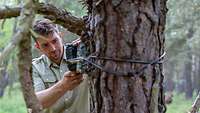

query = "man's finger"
[
  {"left": 64, "top": 71, "right": 76, "bottom": 77},
  {"left": 71, "top": 74, "right": 83, "bottom": 80},
  {"left": 71, "top": 77, "right": 83, "bottom": 85},
  {"left": 66, "top": 73, "right": 82, "bottom": 80}
]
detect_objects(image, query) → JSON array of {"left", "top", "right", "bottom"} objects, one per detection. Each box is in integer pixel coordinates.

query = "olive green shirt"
[{"left": 32, "top": 46, "right": 89, "bottom": 113}]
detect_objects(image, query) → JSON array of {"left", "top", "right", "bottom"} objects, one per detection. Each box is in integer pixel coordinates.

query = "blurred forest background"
[{"left": 0, "top": 0, "right": 199, "bottom": 113}]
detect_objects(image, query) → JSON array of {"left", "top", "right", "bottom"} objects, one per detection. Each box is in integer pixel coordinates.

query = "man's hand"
[
  {"left": 36, "top": 71, "right": 83, "bottom": 108},
  {"left": 61, "top": 71, "right": 83, "bottom": 91}
]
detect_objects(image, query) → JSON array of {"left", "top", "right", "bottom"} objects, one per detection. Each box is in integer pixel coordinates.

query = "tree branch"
[
  {"left": 0, "top": 2, "right": 85, "bottom": 36},
  {"left": 188, "top": 92, "right": 200, "bottom": 113},
  {"left": 0, "top": 32, "right": 21, "bottom": 64}
]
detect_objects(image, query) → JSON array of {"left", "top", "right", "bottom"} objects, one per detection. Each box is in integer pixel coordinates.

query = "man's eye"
[
  {"left": 42, "top": 43, "right": 49, "bottom": 48},
  {"left": 52, "top": 39, "right": 57, "bottom": 44}
]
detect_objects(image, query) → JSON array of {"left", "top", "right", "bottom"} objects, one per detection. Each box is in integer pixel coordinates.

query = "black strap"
[{"left": 65, "top": 52, "right": 166, "bottom": 77}]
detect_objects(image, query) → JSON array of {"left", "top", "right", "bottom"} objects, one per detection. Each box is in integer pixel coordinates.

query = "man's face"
[{"left": 36, "top": 32, "right": 64, "bottom": 64}]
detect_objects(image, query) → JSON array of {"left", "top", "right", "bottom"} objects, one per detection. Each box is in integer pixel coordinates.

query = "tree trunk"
[
  {"left": 189, "top": 92, "right": 200, "bottom": 113},
  {"left": 192, "top": 56, "right": 199, "bottom": 94},
  {"left": 0, "top": 66, "right": 8, "bottom": 97},
  {"left": 183, "top": 26, "right": 194, "bottom": 99},
  {"left": 183, "top": 47, "right": 193, "bottom": 99},
  {"left": 17, "top": 1, "right": 43, "bottom": 113},
  {"left": 164, "top": 62, "right": 175, "bottom": 92},
  {"left": 177, "top": 69, "right": 185, "bottom": 94},
  {"left": 196, "top": 57, "right": 200, "bottom": 93},
  {"left": 87, "top": 0, "right": 167, "bottom": 113}
]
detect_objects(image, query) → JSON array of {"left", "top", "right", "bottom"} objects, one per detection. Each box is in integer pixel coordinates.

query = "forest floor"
[
  {"left": 166, "top": 92, "right": 195, "bottom": 113},
  {"left": 0, "top": 83, "right": 26, "bottom": 113},
  {"left": 0, "top": 84, "right": 196, "bottom": 113}
]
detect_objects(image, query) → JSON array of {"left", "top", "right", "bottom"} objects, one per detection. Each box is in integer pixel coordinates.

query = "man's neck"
[{"left": 54, "top": 60, "right": 61, "bottom": 66}]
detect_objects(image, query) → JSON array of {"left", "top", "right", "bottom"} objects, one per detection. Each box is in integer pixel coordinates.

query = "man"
[{"left": 32, "top": 19, "right": 89, "bottom": 113}]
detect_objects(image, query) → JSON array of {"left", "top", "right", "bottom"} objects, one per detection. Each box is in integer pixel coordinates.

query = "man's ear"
[
  {"left": 59, "top": 32, "right": 65, "bottom": 39},
  {"left": 34, "top": 41, "right": 40, "bottom": 49}
]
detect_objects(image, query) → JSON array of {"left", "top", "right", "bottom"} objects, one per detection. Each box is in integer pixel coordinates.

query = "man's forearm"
[
  {"left": 36, "top": 80, "right": 66, "bottom": 108},
  {"left": 35, "top": 71, "right": 83, "bottom": 108}
]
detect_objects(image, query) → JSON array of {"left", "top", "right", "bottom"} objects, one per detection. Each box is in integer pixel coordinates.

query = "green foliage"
[
  {"left": 164, "top": 0, "right": 200, "bottom": 93},
  {"left": 61, "top": 0, "right": 87, "bottom": 17},
  {"left": 41, "top": 0, "right": 87, "bottom": 17},
  {"left": 166, "top": 93, "right": 197, "bottom": 113},
  {"left": 0, "top": 84, "right": 26, "bottom": 113},
  {"left": 0, "top": 19, "right": 14, "bottom": 49},
  {"left": 166, "top": 0, "right": 200, "bottom": 57}
]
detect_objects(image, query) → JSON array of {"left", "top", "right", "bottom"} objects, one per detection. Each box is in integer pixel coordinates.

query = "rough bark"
[
  {"left": 17, "top": 1, "right": 43, "bottom": 113},
  {"left": 0, "top": 2, "right": 85, "bottom": 36},
  {"left": 87, "top": 0, "right": 167, "bottom": 113}
]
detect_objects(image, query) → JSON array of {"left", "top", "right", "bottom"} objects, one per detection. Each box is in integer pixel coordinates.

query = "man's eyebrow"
[{"left": 30, "top": 29, "right": 49, "bottom": 42}]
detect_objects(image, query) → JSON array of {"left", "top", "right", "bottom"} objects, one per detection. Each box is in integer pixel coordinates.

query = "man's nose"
[{"left": 49, "top": 43, "right": 56, "bottom": 51}]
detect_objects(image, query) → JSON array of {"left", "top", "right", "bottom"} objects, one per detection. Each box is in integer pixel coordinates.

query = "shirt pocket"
[{"left": 40, "top": 72, "right": 58, "bottom": 88}]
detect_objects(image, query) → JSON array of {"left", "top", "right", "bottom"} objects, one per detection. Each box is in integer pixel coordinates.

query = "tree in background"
[{"left": 164, "top": 0, "right": 200, "bottom": 99}]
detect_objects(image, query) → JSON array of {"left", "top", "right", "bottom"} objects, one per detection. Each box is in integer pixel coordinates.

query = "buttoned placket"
[{"left": 49, "top": 63, "right": 61, "bottom": 81}]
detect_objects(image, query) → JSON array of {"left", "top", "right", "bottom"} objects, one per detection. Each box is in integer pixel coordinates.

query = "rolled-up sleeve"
[{"left": 32, "top": 65, "right": 45, "bottom": 92}]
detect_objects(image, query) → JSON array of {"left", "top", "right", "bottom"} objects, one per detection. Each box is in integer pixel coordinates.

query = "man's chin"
[
  {"left": 49, "top": 55, "right": 60, "bottom": 61},
  {"left": 52, "top": 56, "right": 60, "bottom": 61}
]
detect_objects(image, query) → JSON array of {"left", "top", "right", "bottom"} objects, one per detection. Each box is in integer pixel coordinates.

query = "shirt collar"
[{"left": 63, "top": 45, "right": 67, "bottom": 60}]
